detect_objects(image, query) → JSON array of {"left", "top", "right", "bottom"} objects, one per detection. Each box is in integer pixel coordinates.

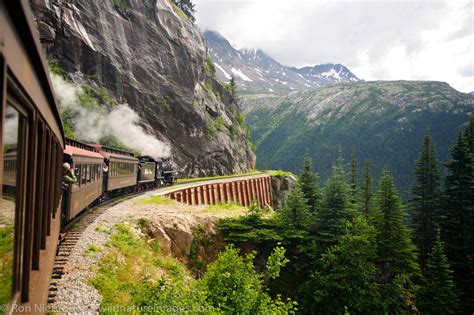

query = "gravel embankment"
[{"left": 49, "top": 189, "right": 245, "bottom": 313}]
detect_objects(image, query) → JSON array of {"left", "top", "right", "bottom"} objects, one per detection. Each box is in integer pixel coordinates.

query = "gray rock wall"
[{"left": 30, "top": 0, "right": 254, "bottom": 176}]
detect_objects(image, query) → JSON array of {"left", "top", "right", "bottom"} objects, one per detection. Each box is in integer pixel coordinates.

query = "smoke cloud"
[{"left": 51, "top": 74, "right": 171, "bottom": 158}]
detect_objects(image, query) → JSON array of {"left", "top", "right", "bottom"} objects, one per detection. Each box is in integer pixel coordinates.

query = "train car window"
[
  {"left": 90, "top": 165, "right": 94, "bottom": 183},
  {"left": 81, "top": 164, "right": 87, "bottom": 186},
  {"left": 86, "top": 165, "right": 91, "bottom": 184},
  {"left": 1, "top": 105, "right": 19, "bottom": 305}
]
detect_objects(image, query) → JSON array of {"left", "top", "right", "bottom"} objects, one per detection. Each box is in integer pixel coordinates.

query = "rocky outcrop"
[
  {"left": 270, "top": 175, "right": 297, "bottom": 209},
  {"left": 143, "top": 214, "right": 224, "bottom": 274},
  {"left": 30, "top": 0, "right": 254, "bottom": 176}
]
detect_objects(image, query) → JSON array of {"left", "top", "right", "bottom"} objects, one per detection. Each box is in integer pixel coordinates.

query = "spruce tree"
[
  {"left": 314, "top": 164, "right": 354, "bottom": 250},
  {"left": 373, "top": 168, "right": 420, "bottom": 313},
  {"left": 362, "top": 160, "right": 373, "bottom": 217},
  {"left": 409, "top": 132, "right": 442, "bottom": 271},
  {"left": 465, "top": 112, "right": 474, "bottom": 150},
  {"left": 418, "top": 228, "right": 458, "bottom": 314},
  {"left": 443, "top": 130, "right": 474, "bottom": 312},
  {"left": 350, "top": 149, "right": 358, "bottom": 206},
  {"left": 298, "top": 153, "right": 320, "bottom": 213},
  {"left": 277, "top": 186, "right": 312, "bottom": 231},
  {"left": 300, "top": 217, "right": 381, "bottom": 314},
  {"left": 175, "top": 0, "right": 196, "bottom": 20}
]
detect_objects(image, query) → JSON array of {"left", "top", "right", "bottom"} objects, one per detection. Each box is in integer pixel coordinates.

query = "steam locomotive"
[{"left": 0, "top": 1, "right": 175, "bottom": 310}]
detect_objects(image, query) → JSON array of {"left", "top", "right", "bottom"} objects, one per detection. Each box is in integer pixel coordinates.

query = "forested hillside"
[
  {"left": 218, "top": 115, "right": 474, "bottom": 313},
  {"left": 243, "top": 81, "right": 474, "bottom": 190}
]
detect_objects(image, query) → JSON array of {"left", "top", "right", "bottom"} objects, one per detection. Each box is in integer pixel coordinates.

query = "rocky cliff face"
[{"left": 30, "top": 0, "right": 254, "bottom": 176}]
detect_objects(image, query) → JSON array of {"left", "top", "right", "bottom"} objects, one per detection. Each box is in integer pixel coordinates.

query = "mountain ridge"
[
  {"left": 204, "top": 30, "right": 360, "bottom": 93},
  {"left": 243, "top": 80, "right": 474, "bottom": 190}
]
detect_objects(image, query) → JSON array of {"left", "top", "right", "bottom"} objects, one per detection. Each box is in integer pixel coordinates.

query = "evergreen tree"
[
  {"left": 465, "top": 112, "right": 474, "bottom": 150},
  {"left": 277, "top": 186, "right": 313, "bottom": 231},
  {"left": 417, "top": 228, "right": 459, "bottom": 314},
  {"left": 229, "top": 76, "right": 237, "bottom": 103},
  {"left": 314, "top": 164, "right": 354, "bottom": 250},
  {"left": 362, "top": 160, "right": 373, "bottom": 217},
  {"left": 443, "top": 130, "right": 474, "bottom": 312},
  {"left": 174, "top": 0, "right": 196, "bottom": 21},
  {"left": 373, "top": 168, "right": 420, "bottom": 313},
  {"left": 409, "top": 132, "right": 442, "bottom": 271},
  {"left": 298, "top": 153, "right": 320, "bottom": 213},
  {"left": 300, "top": 217, "right": 382, "bottom": 314},
  {"left": 350, "top": 149, "right": 358, "bottom": 206}
]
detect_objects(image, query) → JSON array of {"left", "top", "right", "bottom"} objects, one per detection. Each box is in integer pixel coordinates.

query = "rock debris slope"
[{"left": 31, "top": 0, "right": 254, "bottom": 176}]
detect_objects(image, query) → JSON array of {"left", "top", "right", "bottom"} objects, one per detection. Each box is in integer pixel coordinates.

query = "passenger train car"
[
  {"left": 1, "top": 0, "right": 65, "bottom": 311},
  {"left": 0, "top": 1, "right": 175, "bottom": 312}
]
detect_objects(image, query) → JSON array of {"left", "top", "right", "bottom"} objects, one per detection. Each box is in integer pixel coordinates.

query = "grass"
[
  {"left": 0, "top": 225, "right": 14, "bottom": 306},
  {"left": 167, "top": 0, "right": 188, "bottom": 20},
  {"left": 138, "top": 195, "right": 176, "bottom": 205},
  {"left": 90, "top": 223, "right": 209, "bottom": 310},
  {"left": 176, "top": 170, "right": 262, "bottom": 183},
  {"left": 203, "top": 202, "right": 247, "bottom": 215},
  {"left": 264, "top": 170, "right": 294, "bottom": 179},
  {"left": 95, "top": 225, "right": 111, "bottom": 234}
]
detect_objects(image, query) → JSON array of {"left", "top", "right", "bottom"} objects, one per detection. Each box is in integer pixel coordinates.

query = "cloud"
[{"left": 195, "top": 0, "right": 473, "bottom": 92}]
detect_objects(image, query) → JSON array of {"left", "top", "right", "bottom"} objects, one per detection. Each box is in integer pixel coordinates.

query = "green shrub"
[
  {"left": 199, "top": 245, "right": 295, "bottom": 313},
  {"left": 235, "top": 113, "right": 245, "bottom": 125},
  {"left": 204, "top": 56, "right": 216, "bottom": 77},
  {"left": 228, "top": 124, "right": 238, "bottom": 140},
  {"left": 113, "top": 0, "right": 128, "bottom": 9},
  {"left": 204, "top": 81, "right": 213, "bottom": 92},
  {"left": 204, "top": 122, "right": 217, "bottom": 141},
  {"left": 156, "top": 99, "right": 172, "bottom": 112},
  {"left": 48, "top": 61, "right": 67, "bottom": 77},
  {"left": 215, "top": 117, "right": 225, "bottom": 132}
]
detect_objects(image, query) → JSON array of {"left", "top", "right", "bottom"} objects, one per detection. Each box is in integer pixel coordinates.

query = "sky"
[{"left": 194, "top": 0, "right": 473, "bottom": 93}]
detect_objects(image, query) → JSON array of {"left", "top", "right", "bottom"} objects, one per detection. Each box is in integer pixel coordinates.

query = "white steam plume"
[{"left": 51, "top": 74, "right": 170, "bottom": 158}]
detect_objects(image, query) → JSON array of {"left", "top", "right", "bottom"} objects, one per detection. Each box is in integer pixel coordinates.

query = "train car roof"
[
  {"left": 89, "top": 143, "right": 138, "bottom": 162},
  {"left": 138, "top": 156, "right": 157, "bottom": 163},
  {"left": 64, "top": 145, "right": 104, "bottom": 160},
  {"left": 100, "top": 151, "right": 138, "bottom": 162},
  {"left": 0, "top": 1, "right": 65, "bottom": 146}
]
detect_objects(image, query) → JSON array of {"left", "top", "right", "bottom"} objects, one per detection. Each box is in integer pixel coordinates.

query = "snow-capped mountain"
[
  {"left": 290, "top": 64, "right": 359, "bottom": 85},
  {"left": 204, "top": 30, "right": 360, "bottom": 93}
]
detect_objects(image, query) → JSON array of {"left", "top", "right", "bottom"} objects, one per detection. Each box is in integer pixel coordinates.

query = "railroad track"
[
  {"left": 47, "top": 173, "right": 269, "bottom": 304},
  {"left": 47, "top": 190, "right": 148, "bottom": 304}
]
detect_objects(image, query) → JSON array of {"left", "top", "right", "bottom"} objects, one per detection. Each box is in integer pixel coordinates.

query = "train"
[
  {"left": 0, "top": 1, "right": 175, "bottom": 312},
  {"left": 62, "top": 138, "right": 176, "bottom": 225}
]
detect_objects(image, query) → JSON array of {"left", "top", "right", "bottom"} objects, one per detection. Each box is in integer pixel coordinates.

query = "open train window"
[{"left": 1, "top": 99, "right": 28, "bottom": 307}]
